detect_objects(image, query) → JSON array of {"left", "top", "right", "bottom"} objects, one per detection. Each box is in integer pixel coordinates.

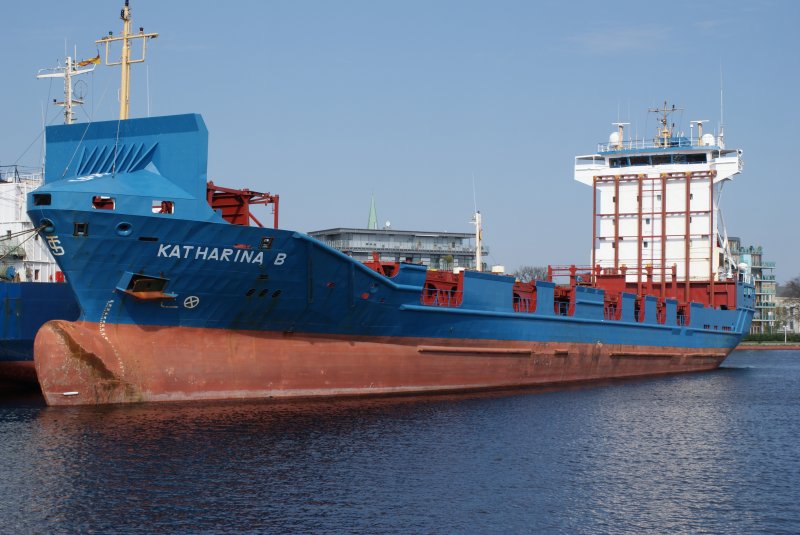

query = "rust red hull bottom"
[{"left": 34, "top": 320, "right": 731, "bottom": 406}]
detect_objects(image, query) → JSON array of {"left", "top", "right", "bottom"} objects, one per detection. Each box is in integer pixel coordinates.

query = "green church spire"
[{"left": 367, "top": 195, "right": 378, "bottom": 230}]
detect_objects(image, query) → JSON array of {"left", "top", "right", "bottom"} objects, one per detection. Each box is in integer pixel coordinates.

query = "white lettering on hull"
[{"left": 156, "top": 244, "right": 276, "bottom": 266}]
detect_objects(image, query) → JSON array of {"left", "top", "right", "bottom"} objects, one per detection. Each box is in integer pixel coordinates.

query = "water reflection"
[{"left": 0, "top": 352, "right": 798, "bottom": 533}]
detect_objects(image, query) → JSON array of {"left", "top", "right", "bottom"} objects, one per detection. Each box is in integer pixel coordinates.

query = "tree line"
[{"left": 778, "top": 275, "right": 800, "bottom": 298}]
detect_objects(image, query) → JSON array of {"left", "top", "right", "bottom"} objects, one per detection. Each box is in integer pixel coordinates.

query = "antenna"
[
  {"left": 471, "top": 173, "right": 478, "bottom": 214},
  {"left": 470, "top": 210, "right": 482, "bottom": 272},
  {"left": 36, "top": 52, "right": 98, "bottom": 124},
  {"left": 96, "top": 0, "right": 158, "bottom": 120},
  {"left": 719, "top": 61, "right": 726, "bottom": 148},
  {"left": 40, "top": 103, "right": 46, "bottom": 167},
  {"left": 648, "top": 101, "right": 683, "bottom": 147},
  {"left": 470, "top": 175, "right": 482, "bottom": 272},
  {"left": 146, "top": 64, "right": 150, "bottom": 117}
]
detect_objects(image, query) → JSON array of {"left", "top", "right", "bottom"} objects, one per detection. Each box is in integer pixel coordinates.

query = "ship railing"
[
  {"left": 546, "top": 265, "right": 598, "bottom": 286},
  {"left": 734, "top": 246, "right": 763, "bottom": 254},
  {"left": 420, "top": 288, "right": 463, "bottom": 307},
  {"left": 597, "top": 137, "right": 718, "bottom": 153},
  {"left": 0, "top": 165, "right": 42, "bottom": 184},
  {"left": 513, "top": 296, "right": 534, "bottom": 313},
  {"left": 342, "top": 245, "right": 487, "bottom": 255}
]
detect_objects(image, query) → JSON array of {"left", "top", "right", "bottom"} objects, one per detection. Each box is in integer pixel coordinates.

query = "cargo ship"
[
  {"left": 26, "top": 3, "right": 753, "bottom": 406},
  {"left": 26, "top": 100, "right": 754, "bottom": 405},
  {"left": 0, "top": 166, "right": 79, "bottom": 384}
]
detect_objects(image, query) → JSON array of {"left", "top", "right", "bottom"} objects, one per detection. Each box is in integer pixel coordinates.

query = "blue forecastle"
[
  {"left": 29, "top": 114, "right": 754, "bottom": 352},
  {"left": 43, "top": 114, "right": 218, "bottom": 223}
]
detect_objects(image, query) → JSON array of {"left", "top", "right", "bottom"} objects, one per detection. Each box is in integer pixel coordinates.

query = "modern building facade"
[
  {"left": 775, "top": 296, "right": 800, "bottom": 336},
  {"left": 729, "top": 237, "right": 777, "bottom": 333},
  {"left": 308, "top": 227, "right": 487, "bottom": 271}
]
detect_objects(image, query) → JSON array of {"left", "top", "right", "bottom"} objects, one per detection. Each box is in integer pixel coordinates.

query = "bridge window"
[
  {"left": 610, "top": 158, "right": 627, "bottom": 168},
  {"left": 152, "top": 200, "right": 174, "bottom": 214},
  {"left": 686, "top": 154, "right": 707, "bottom": 164}
]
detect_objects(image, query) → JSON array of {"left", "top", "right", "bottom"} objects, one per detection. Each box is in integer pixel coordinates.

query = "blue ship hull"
[
  {"left": 25, "top": 215, "right": 753, "bottom": 348},
  {"left": 26, "top": 114, "right": 755, "bottom": 405}
]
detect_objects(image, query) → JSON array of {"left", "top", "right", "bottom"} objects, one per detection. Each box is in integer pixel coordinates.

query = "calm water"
[{"left": 1, "top": 350, "right": 799, "bottom": 534}]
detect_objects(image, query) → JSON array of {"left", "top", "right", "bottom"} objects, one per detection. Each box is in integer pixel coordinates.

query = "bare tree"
[
  {"left": 514, "top": 265, "right": 548, "bottom": 283},
  {"left": 780, "top": 275, "right": 800, "bottom": 298}
]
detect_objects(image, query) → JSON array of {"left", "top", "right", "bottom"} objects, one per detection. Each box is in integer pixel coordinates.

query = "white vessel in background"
[{"left": 0, "top": 166, "right": 63, "bottom": 283}]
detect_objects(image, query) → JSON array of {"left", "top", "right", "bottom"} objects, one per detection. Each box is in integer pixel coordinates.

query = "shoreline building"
[
  {"left": 310, "top": 198, "right": 488, "bottom": 271},
  {"left": 729, "top": 237, "right": 776, "bottom": 334},
  {"left": 775, "top": 296, "right": 800, "bottom": 336},
  {"left": 309, "top": 226, "right": 487, "bottom": 271}
]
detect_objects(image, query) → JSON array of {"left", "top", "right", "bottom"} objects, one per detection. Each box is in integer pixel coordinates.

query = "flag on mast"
[{"left": 78, "top": 54, "right": 101, "bottom": 67}]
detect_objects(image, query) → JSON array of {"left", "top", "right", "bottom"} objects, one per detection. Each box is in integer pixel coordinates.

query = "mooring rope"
[{"left": 0, "top": 225, "right": 46, "bottom": 263}]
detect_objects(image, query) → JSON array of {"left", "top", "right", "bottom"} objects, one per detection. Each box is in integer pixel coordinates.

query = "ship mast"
[
  {"left": 96, "top": 0, "right": 158, "bottom": 120},
  {"left": 472, "top": 211, "right": 482, "bottom": 271},
  {"left": 36, "top": 55, "right": 97, "bottom": 124},
  {"left": 648, "top": 101, "right": 682, "bottom": 147}
]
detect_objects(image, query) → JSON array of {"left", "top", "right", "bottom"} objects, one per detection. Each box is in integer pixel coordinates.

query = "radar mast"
[
  {"left": 648, "top": 101, "right": 683, "bottom": 147},
  {"left": 96, "top": 0, "right": 158, "bottom": 120},
  {"left": 36, "top": 53, "right": 98, "bottom": 124}
]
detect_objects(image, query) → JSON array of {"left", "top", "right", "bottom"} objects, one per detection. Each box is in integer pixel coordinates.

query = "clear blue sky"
[{"left": 2, "top": 1, "right": 799, "bottom": 281}]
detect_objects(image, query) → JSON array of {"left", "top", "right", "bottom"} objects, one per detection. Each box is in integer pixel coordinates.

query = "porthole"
[{"left": 116, "top": 222, "right": 133, "bottom": 237}]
